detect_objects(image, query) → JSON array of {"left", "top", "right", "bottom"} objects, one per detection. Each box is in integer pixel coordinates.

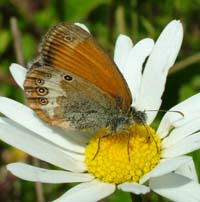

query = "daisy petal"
[
  {"left": 162, "top": 118, "right": 200, "bottom": 148},
  {"left": 0, "top": 97, "right": 86, "bottom": 153},
  {"left": 114, "top": 34, "right": 133, "bottom": 73},
  {"left": 53, "top": 179, "right": 115, "bottom": 202},
  {"left": 135, "top": 20, "right": 183, "bottom": 124},
  {"left": 75, "top": 23, "right": 90, "bottom": 33},
  {"left": 1, "top": 116, "right": 87, "bottom": 168},
  {"left": 0, "top": 116, "right": 7, "bottom": 123},
  {"left": 150, "top": 173, "right": 200, "bottom": 202},
  {"left": 162, "top": 132, "right": 200, "bottom": 158},
  {"left": 9, "top": 63, "right": 27, "bottom": 89},
  {"left": 140, "top": 156, "right": 191, "bottom": 184},
  {"left": 175, "top": 158, "right": 198, "bottom": 182},
  {"left": 124, "top": 38, "right": 154, "bottom": 103},
  {"left": 157, "top": 93, "right": 200, "bottom": 138},
  {"left": 7, "top": 163, "right": 93, "bottom": 183},
  {"left": 62, "top": 149, "right": 85, "bottom": 162},
  {"left": 0, "top": 120, "right": 86, "bottom": 172},
  {"left": 118, "top": 182, "right": 150, "bottom": 194}
]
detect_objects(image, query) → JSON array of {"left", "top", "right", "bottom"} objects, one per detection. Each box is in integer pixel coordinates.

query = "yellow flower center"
[{"left": 85, "top": 123, "right": 161, "bottom": 184}]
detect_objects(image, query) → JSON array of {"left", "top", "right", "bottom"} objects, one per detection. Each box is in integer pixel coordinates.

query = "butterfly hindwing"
[{"left": 24, "top": 65, "right": 119, "bottom": 130}]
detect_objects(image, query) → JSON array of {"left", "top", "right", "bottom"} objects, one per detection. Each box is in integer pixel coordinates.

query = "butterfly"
[{"left": 23, "top": 22, "right": 147, "bottom": 133}]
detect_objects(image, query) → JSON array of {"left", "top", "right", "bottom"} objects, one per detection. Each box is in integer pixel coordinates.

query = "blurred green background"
[{"left": 0, "top": 0, "right": 200, "bottom": 201}]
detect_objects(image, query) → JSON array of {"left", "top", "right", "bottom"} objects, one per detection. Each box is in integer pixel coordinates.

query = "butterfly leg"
[
  {"left": 92, "top": 132, "right": 111, "bottom": 160},
  {"left": 143, "top": 124, "right": 159, "bottom": 153},
  {"left": 127, "top": 131, "right": 131, "bottom": 161}
]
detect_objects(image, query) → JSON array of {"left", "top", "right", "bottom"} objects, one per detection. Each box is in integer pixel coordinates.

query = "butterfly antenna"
[
  {"left": 142, "top": 109, "right": 184, "bottom": 152},
  {"left": 145, "top": 109, "right": 184, "bottom": 117}
]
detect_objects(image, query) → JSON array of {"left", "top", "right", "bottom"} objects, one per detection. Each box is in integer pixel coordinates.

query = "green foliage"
[
  {"left": 0, "top": 29, "right": 11, "bottom": 54},
  {"left": 21, "top": 34, "right": 37, "bottom": 60},
  {"left": 107, "top": 189, "right": 131, "bottom": 202},
  {"left": 58, "top": 0, "right": 110, "bottom": 21}
]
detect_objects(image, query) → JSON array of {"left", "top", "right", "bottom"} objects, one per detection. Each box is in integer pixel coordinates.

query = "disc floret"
[{"left": 85, "top": 124, "right": 161, "bottom": 184}]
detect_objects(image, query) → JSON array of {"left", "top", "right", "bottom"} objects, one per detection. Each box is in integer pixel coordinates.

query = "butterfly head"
[{"left": 107, "top": 107, "right": 147, "bottom": 133}]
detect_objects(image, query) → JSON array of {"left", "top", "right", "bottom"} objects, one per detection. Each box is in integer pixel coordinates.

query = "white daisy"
[{"left": 1, "top": 20, "right": 200, "bottom": 202}]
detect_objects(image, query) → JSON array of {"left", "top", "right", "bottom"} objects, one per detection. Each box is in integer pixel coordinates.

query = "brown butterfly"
[{"left": 23, "top": 23, "right": 146, "bottom": 133}]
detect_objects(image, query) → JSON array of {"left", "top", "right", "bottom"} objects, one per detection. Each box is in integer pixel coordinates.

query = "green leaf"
[
  {"left": 0, "top": 30, "right": 10, "bottom": 54},
  {"left": 63, "top": 0, "right": 110, "bottom": 21},
  {"left": 21, "top": 34, "right": 37, "bottom": 62}
]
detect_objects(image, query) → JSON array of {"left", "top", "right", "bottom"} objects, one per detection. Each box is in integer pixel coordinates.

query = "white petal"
[
  {"left": 9, "top": 63, "right": 27, "bottom": 89},
  {"left": 0, "top": 116, "right": 7, "bottom": 123},
  {"left": 140, "top": 156, "right": 191, "bottom": 184},
  {"left": 63, "top": 150, "right": 85, "bottom": 162},
  {"left": 53, "top": 179, "right": 115, "bottom": 202},
  {"left": 1, "top": 118, "right": 86, "bottom": 167},
  {"left": 162, "top": 118, "right": 200, "bottom": 148},
  {"left": 150, "top": 173, "right": 200, "bottom": 202},
  {"left": 114, "top": 34, "right": 133, "bottom": 73},
  {"left": 135, "top": 20, "right": 183, "bottom": 124},
  {"left": 162, "top": 132, "right": 200, "bottom": 158},
  {"left": 118, "top": 182, "right": 150, "bottom": 194},
  {"left": 0, "top": 120, "right": 86, "bottom": 172},
  {"left": 7, "top": 163, "right": 93, "bottom": 183},
  {"left": 123, "top": 38, "right": 154, "bottom": 103},
  {"left": 0, "top": 97, "right": 86, "bottom": 153},
  {"left": 157, "top": 93, "right": 200, "bottom": 138},
  {"left": 75, "top": 23, "right": 90, "bottom": 33},
  {"left": 175, "top": 158, "right": 198, "bottom": 182}
]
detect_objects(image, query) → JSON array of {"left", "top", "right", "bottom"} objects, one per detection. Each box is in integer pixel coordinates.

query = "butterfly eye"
[
  {"left": 36, "top": 87, "right": 49, "bottom": 96},
  {"left": 39, "top": 97, "right": 48, "bottom": 105},
  {"left": 63, "top": 75, "right": 73, "bottom": 82},
  {"left": 35, "top": 78, "right": 44, "bottom": 85}
]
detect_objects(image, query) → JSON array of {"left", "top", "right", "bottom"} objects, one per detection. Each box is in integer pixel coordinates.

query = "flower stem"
[
  {"left": 169, "top": 52, "right": 200, "bottom": 74},
  {"left": 33, "top": 158, "right": 45, "bottom": 202},
  {"left": 130, "top": 193, "right": 143, "bottom": 202},
  {"left": 10, "top": 17, "right": 24, "bottom": 65}
]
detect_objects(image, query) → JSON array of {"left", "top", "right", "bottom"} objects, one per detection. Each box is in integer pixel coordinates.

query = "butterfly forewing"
[{"left": 39, "top": 23, "right": 132, "bottom": 111}]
